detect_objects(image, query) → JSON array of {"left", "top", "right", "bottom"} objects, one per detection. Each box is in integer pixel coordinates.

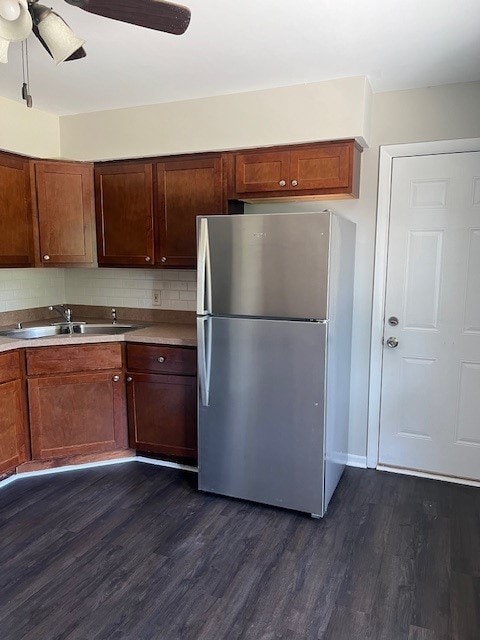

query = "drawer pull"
[
  {"left": 126, "top": 376, "right": 132, "bottom": 382},
  {"left": 157, "top": 356, "right": 165, "bottom": 363},
  {"left": 43, "top": 255, "right": 50, "bottom": 261},
  {"left": 112, "top": 375, "right": 120, "bottom": 382},
  {"left": 145, "top": 256, "right": 151, "bottom": 262},
  {"left": 291, "top": 179, "right": 298, "bottom": 187}
]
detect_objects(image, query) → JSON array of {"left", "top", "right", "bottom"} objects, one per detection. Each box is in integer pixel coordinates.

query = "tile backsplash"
[
  {"left": 0, "top": 268, "right": 196, "bottom": 313},
  {"left": 65, "top": 268, "right": 197, "bottom": 311},
  {"left": 0, "top": 269, "right": 65, "bottom": 312}
]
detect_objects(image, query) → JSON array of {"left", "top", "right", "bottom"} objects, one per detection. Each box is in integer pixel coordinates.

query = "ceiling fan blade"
[{"left": 64, "top": 0, "right": 191, "bottom": 35}]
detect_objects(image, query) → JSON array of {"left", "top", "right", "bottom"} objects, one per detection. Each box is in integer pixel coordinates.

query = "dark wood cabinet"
[
  {"left": 33, "top": 161, "right": 95, "bottom": 266},
  {"left": 26, "top": 344, "right": 127, "bottom": 460},
  {"left": 126, "top": 343, "right": 197, "bottom": 460},
  {"left": 232, "top": 140, "right": 362, "bottom": 200},
  {"left": 0, "top": 152, "right": 35, "bottom": 267},
  {"left": 156, "top": 155, "right": 225, "bottom": 268},
  {"left": 0, "top": 351, "right": 29, "bottom": 475},
  {"left": 95, "top": 162, "right": 155, "bottom": 267}
]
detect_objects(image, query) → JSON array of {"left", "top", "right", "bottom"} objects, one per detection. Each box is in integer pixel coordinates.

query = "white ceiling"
[{"left": 1, "top": 0, "right": 480, "bottom": 115}]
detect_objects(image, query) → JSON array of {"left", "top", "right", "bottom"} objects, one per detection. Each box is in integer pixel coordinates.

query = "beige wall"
[
  {"left": 4, "top": 79, "right": 480, "bottom": 462},
  {"left": 0, "top": 96, "right": 60, "bottom": 158},
  {"left": 59, "top": 77, "right": 372, "bottom": 160}
]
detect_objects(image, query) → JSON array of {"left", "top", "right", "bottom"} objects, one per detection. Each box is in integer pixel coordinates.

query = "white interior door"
[{"left": 379, "top": 151, "right": 480, "bottom": 480}]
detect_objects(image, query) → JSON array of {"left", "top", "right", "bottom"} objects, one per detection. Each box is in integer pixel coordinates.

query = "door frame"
[{"left": 367, "top": 137, "right": 480, "bottom": 469}]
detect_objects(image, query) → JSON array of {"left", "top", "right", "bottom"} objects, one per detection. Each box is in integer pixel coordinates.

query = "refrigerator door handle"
[
  {"left": 197, "top": 316, "right": 212, "bottom": 406},
  {"left": 196, "top": 218, "right": 212, "bottom": 315}
]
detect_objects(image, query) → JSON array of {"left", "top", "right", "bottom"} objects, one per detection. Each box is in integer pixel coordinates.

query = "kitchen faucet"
[{"left": 48, "top": 305, "right": 72, "bottom": 323}]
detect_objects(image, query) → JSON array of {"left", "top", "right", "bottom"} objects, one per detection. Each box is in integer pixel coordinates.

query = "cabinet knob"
[
  {"left": 279, "top": 180, "right": 286, "bottom": 187},
  {"left": 112, "top": 375, "right": 120, "bottom": 382},
  {"left": 145, "top": 256, "right": 151, "bottom": 262},
  {"left": 291, "top": 179, "right": 298, "bottom": 187},
  {"left": 157, "top": 356, "right": 165, "bottom": 363},
  {"left": 161, "top": 257, "right": 167, "bottom": 263},
  {"left": 43, "top": 255, "right": 50, "bottom": 261},
  {"left": 126, "top": 376, "right": 133, "bottom": 382}
]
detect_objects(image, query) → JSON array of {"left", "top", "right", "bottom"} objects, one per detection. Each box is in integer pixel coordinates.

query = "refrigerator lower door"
[{"left": 198, "top": 316, "right": 326, "bottom": 515}]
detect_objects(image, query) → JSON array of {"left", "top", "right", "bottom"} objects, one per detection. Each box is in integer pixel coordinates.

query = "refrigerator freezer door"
[
  {"left": 198, "top": 316, "right": 326, "bottom": 515},
  {"left": 202, "top": 212, "right": 330, "bottom": 319}
]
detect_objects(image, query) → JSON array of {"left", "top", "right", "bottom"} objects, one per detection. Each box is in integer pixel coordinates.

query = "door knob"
[
  {"left": 112, "top": 375, "right": 120, "bottom": 382},
  {"left": 386, "top": 337, "right": 399, "bottom": 348},
  {"left": 279, "top": 180, "right": 286, "bottom": 187},
  {"left": 291, "top": 179, "right": 298, "bottom": 186}
]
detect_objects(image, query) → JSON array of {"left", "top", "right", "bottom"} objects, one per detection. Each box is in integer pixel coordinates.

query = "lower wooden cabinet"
[
  {"left": 126, "top": 344, "right": 197, "bottom": 460},
  {"left": 0, "top": 351, "right": 28, "bottom": 475},
  {"left": 26, "top": 344, "right": 127, "bottom": 460}
]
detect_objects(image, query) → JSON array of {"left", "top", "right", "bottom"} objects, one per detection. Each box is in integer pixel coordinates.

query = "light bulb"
[{"left": 0, "top": 0, "right": 21, "bottom": 21}]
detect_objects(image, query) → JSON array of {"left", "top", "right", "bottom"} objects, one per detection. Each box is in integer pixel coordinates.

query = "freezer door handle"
[
  {"left": 197, "top": 316, "right": 212, "bottom": 406},
  {"left": 196, "top": 218, "right": 212, "bottom": 315}
]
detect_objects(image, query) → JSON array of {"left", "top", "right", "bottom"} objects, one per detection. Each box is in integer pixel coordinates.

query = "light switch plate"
[{"left": 152, "top": 290, "right": 161, "bottom": 306}]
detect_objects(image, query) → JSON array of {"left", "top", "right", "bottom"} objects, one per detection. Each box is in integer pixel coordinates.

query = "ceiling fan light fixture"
[
  {"left": 0, "top": 35, "right": 9, "bottom": 62},
  {"left": 32, "top": 5, "right": 85, "bottom": 64},
  {"left": 0, "top": 0, "right": 31, "bottom": 42}
]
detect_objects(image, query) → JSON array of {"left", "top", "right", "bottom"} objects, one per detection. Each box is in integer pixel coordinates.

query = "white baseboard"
[
  {"left": 0, "top": 456, "right": 198, "bottom": 490},
  {"left": 346, "top": 454, "right": 367, "bottom": 468},
  {"left": 377, "top": 464, "right": 480, "bottom": 488}
]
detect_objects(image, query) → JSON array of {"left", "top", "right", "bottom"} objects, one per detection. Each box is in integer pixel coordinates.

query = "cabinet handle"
[
  {"left": 161, "top": 257, "right": 167, "bottom": 263},
  {"left": 126, "top": 376, "right": 132, "bottom": 382},
  {"left": 145, "top": 256, "right": 151, "bottom": 262},
  {"left": 157, "top": 356, "right": 165, "bottom": 363},
  {"left": 112, "top": 375, "right": 120, "bottom": 382},
  {"left": 279, "top": 180, "right": 286, "bottom": 187},
  {"left": 43, "top": 255, "right": 50, "bottom": 261},
  {"left": 291, "top": 179, "right": 298, "bottom": 187}
]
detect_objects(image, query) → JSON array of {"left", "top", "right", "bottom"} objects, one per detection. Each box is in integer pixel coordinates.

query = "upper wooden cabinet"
[
  {"left": 0, "top": 152, "right": 35, "bottom": 267},
  {"left": 33, "top": 161, "right": 95, "bottom": 266},
  {"left": 94, "top": 154, "right": 226, "bottom": 269},
  {"left": 95, "top": 162, "right": 155, "bottom": 267},
  {"left": 156, "top": 155, "right": 225, "bottom": 268},
  {"left": 231, "top": 140, "right": 362, "bottom": 200}
]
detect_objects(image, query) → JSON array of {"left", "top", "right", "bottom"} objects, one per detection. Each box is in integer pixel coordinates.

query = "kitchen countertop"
[{"left": 0, "top": 322, "right": 197, "bottom": 353}]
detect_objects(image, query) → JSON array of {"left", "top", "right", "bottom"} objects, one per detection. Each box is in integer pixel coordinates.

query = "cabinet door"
[
  {"left": 0, "top": 152, "right": 34, "bottom": 266},
  {"left": 289, "top": 143, "right": 351, "bottom": 191},
  {"left": 95, "top": 163, "right": 155, "bottom": 266},
  {"left": 156, "top": 156, "right": 225, "bottom": 268},
  {"left": 34, "top": 161, "right": 95, "bottom": 266},
  {"left": 127, "top": 372, "right": 197, "bottom": 459},
  {"left": 28, "top": 371, "right": 127, "bottom": 460},
  {"left": 234, "top": 150, "right": 290, "bottom": 194},
  {"left": 0, "top": 379, "right": 28, "bottom": 474}
]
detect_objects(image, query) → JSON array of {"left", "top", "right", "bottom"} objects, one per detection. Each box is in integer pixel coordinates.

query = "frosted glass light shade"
[
  {"left": 0, "top": 35, "right": 9, "bottom": 62},
  {"left": 37, "top": 12, "right": 85, "bottom": 64},
  {"left": 0, "top": 0, "right": 31, "bottom": 42}
]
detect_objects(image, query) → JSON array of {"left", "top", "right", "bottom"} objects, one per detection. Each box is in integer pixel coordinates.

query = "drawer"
[
  {"left": 126, "top": 343, "right": 196, "bottom": 376},
  {"left": 26, "top": 343, "right": 123, "bottom": 376},
  {"left": 0, "top": 350, "right": 22, "bottom": 384}
]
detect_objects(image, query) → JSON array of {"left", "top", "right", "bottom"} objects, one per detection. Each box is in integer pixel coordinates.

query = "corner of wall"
[{"left": 0, "top": 96, "right": 60, "bottom": 158}]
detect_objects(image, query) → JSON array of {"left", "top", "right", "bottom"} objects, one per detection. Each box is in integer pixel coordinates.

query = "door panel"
[
  {"left": 379, "top": 151, "right": 480, "bottom": 480},
  {"left": 198, "top": 316, "right": 326, "bottom": 514},
  {"left": 235, "top": 151, "right": 290, "bottom": 193},
  {"left": 95, "top": 163, "right": 155, "bottom": 266},
  {"left": 156, "top": 156, "right": 224, "bottom": 268},
  {"left": 204, "top": 212, "right": 330, "bottom": 319}
]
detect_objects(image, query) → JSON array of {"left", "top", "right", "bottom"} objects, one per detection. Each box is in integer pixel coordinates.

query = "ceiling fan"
[{"left": 0, "top": 0, "right": 191, "bottom": 65}]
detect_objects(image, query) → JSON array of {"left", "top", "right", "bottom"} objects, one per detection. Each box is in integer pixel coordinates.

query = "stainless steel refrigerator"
[{"left": 196, "top": 211, "right": 355, "bottom": 517}]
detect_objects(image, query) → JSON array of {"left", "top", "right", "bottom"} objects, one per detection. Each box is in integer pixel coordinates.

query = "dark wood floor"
[{"left": 0, "top": 463, "right": 479, "bottom": 640}]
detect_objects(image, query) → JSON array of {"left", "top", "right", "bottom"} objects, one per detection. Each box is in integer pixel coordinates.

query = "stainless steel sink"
[
  {"left": 0, "top": 323, "right": 141, "bottom": 340},
  {"left": 72, "top": 323, "right": 140, "bottom": 335}
]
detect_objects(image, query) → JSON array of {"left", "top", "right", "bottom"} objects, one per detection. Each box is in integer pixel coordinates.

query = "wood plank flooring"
[{"left": 0, "top": 464, "right": 479, "bottom": 639}]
